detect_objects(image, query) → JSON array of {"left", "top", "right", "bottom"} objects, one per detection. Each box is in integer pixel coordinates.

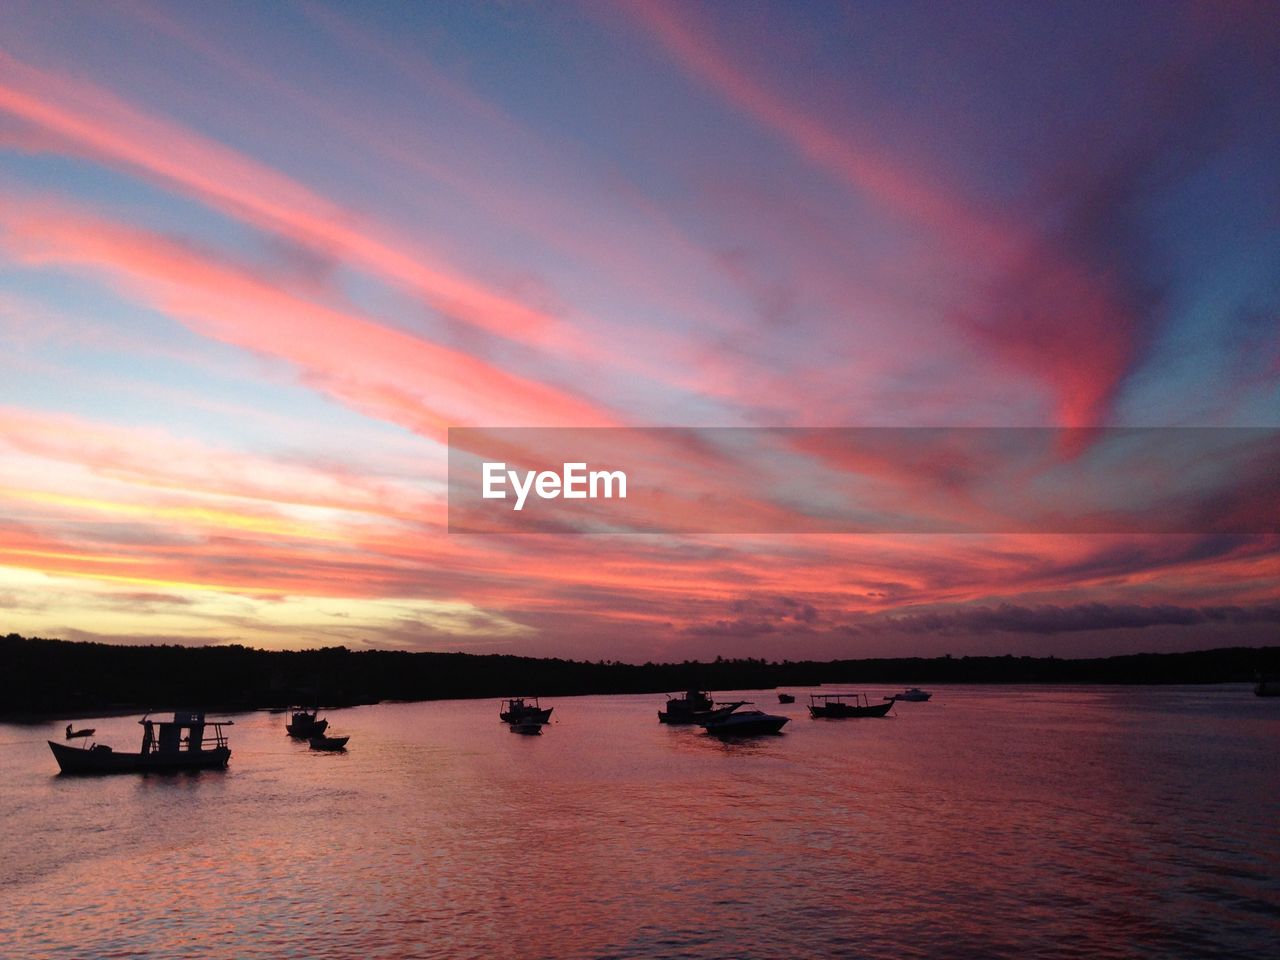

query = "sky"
[{"left": 0, "top": 0, "right": 1277, "bottom": 661}]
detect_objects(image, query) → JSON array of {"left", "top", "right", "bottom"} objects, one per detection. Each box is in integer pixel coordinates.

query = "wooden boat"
[
  {"left": 285, "top": 706, "right": 328, "bottom": 738},
  {"left": 658, "top": 689, "right": 747, "bottom": 725},
  {"left": 700, "top": 710, "right": 789, "bottom": 737},
  {"left": 885, "top": 687, "right": 932, "bottom": 702},
  {"left": 308, "top": 734, "right": 349, "bottom": 751},
  {"left": 64, "top": 724, "right": 95, "bottom": 740},
  {"left": 499, "top": 697, "right": 553, "bottom": 724},
  {"left": 48, "top": 712, "right": 232, "bottom": 774},
  {"left": 808, "top": 693, "right": 895, "bottom": 719},
  {"left": 777, "top": 693, "right": 795, "bottom": 704}
]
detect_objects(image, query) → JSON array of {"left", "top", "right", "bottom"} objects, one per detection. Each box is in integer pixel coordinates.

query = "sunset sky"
[{"left": 1, "top": 1, "right": 1277, "bottom": 660}]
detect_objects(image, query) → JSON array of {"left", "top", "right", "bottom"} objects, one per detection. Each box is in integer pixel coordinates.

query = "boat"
[
  {"left": 885, "top": 687, "right": 932, "bottom": 702},
  {"left": 308, "top": 734, "right": 349, "bottom": 751},
  {"left": 509, "top": 719, "right": 544, "bottom": 735},
  {"left": 808, "top": 693, "right": 895, "bottom": 718},
  {"left": 285, "top": 706, "right": 328, "bottom": 738},
  {"left": 48, "top": 712, "right": 232, "bottom": 775},
  {"left": 499, "top": 697, "right": 553, "bottom": 724},
  {"left": 777, "top": 693, "right": 795, "bottom": 704},
  {"left": 1255, "top": 676, "right": 1280, "bottom": 697},
  {"left": 64, "top": 724, "right": 95, "bottom": 740},
  {"left": 700, "top": 710, "right": 789, "bottom": 737},
  {"left": 658, "top": 689, "right": 747, "bottom": 725}
]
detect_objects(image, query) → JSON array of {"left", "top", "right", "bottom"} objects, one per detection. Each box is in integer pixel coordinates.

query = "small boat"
[
  {"left": 48, "top": 712, "right": 232, "bottom": 775},
  {"left": 509, "top": 719, "right": 543, "bottom": 735},
  {"left": 499, "top": 697, "right": 553, "bottom": 724},
  {"left": 64, "top": 724, "right": 95, "bottom": 740},
  {"left": 701, "top": 710, "right": 789, "bottom": 737},
  {"left": 777, "top": 693, "right": 795, "bottom": 704},
  {"left": 808, "top": 693, "right": 895, "bottom": 718},
  {"left": 885, "top": 687, "right": 932, "bottom": 702},
  {"left": 285, "top": 706, "right": 328, "bottom": 738},
  {"left": 308, "top": 734, "right": 349, "bottom": 751},
  {"left": 658, "top": 689, "right": 747, "bottom": 725}
]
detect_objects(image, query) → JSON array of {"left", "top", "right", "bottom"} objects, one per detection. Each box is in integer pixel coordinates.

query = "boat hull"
[
  {"left": 809, "top": 700, "right": 895, "bottom": 719},
  {"left": 500, "top": 707, "right": 553, "bottom": 724},
  {"left": 48, "top": 740, "right": 230, "bottom": 775},
  {"left": 702, "top": 714, "right": 789, "bottom": 736},
  {"left": 659, "top": 702, "right": 746, "bottom": 725}
]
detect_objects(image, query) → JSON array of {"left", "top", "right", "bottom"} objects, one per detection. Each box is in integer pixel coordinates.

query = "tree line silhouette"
[{"left": 2, "top": 632, "right": 1277, "bottom": 717}]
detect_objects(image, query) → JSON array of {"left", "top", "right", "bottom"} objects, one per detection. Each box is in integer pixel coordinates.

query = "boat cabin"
[
  {"left": 140, "top": 711, "right": 232, "bottom": 755},
  {"left": 809, "top": 693, "right": 874, "bottom": 708}
]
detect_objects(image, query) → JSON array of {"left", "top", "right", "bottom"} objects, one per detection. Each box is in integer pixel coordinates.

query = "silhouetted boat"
[
  {"left": 658, "top": 689, "right": 747, "bottom": 725},
  {"left": 885, "top": 687, "right": 932, "bottom": 702},
  {"left": 500, "top": 697, "right": 553, "bottom": 724},
  {"left": 508, "top": 719, "right": 544, "bottom": 735},
  {"left": 286, "top": 706, "right": 328, "bottom": 738},
  {"left": 309, "top": 734, "right": 349, "bottom": 751},
  {"left": 700, "top": 709, "right": 789, "bottom": 737},
  {"left": 809, "top": 693, "right": 894, "bottom": 718},
  {"left": 64, "top": 724, "right": 95, "bottom": 740},
  {"left": 777, "top": 693, "right": 795, "bottom": 704},
  {"left": 48, "top": 712, "right": 232, "bottom": 775}
]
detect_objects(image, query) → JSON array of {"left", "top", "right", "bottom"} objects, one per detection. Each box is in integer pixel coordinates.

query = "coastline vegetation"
[{"left": 3, "top": 633, "right": 1277, "bottom": 719}]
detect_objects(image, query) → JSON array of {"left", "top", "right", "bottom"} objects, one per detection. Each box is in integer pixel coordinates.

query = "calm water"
[{"left": 1, "top": 686, "right": 1277, "bottom": 959}]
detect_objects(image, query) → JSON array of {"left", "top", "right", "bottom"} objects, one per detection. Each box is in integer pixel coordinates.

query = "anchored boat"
[
  {"left": 808, "top": 693, "right": 895, "bottom": 719},
  {"left": 48, "top": 712, "right": 232, "bottom": 775},
  {"left": 700, "top": 709, "right": 789, "bottom": 737},
  {"left": 309, "top": 734, "right": 350, "bottom": 751},
  {"left": 658, "top": 689, "right": 747, "bottom": 725},
  {"left": 885, "top": 687, "right": 932, "bottom": 702},
  {"left": 499, "top": 697, "right": 553, "bottom": 724},
  {"left": 285, "top": 706, "right": 328, "bottom": 738}
]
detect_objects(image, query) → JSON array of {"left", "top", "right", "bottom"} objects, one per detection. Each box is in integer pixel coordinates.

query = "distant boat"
[
  {"left": 777, "top": 693, "right": 796, "bottom": 704},
  {"left": 809, "top": 693, "right": 894, "bottom": 719},
  {"left": 885, "top": 687, "right": 932, "bottom": 702},
  {"left": 48, "top": 712, "right": 232, "bottom": 775},
  {"left": 64, "top": 724, "right": 95, "bottom": 740},
  {"left": 308, "top": 734, "right": 349, "bottom": 751},
  {"left": 500, "top": 697, "right": 553, "bottom": 724},
  {"left": 509, "top": 719, "right": 543, "bottom": 735},
  {"left": 285, "top": 706, "right": 328, "bottom": 738},
  {"left": 658, "top": 689, "right": 747, "bottom": 725},
  {"left": 701, "top": 710, "right": 789, "bottom": 737},
  {"left": 1255, "top": 677, "right": 1280, "bottom": 697}
]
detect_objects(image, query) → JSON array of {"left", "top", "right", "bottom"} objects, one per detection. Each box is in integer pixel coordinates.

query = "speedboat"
[
  {"left": 809, "top": 693, "right": 894, "bottom": 718},
  {"left": 308, "top": 734, "right": 349, "bottom": 751},
  {"left": 285, "top": 706, "right": 328, "bottom": 738},
  {"left": 700, "top": 710, "right": 789, "bottom": 737},
  {"left": 885, "top": 687, "right": 932, "bottom": 702},
  {"left": 658, "top": 689, "right": 747, "bottom": 725},
  {"left": 48, "top": 712, "right": 232, "bottom": 774},
  {"left": 499, "top": 697, "right": 553, "bottom": 724}
]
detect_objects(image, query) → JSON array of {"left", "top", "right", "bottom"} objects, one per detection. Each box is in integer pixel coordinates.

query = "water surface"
[{"left": 2, "top": 686, "right": 1277, "bottom": 958}]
